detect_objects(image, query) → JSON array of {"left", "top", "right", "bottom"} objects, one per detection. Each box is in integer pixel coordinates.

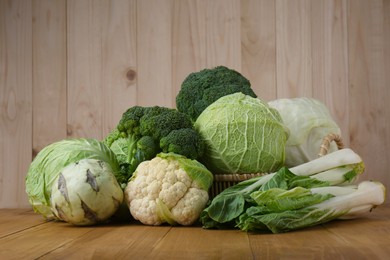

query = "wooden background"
[{"left": 1, "top": 0, "right": 389, "bottom": 208}]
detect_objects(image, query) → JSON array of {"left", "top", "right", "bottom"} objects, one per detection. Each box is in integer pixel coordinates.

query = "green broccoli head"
[
  {"left": 128, "top": 136, "right": 160, "bottom": 174},
  {"left": 160, "top": 128, "right": 205, "bottom": 160},
  {"left": 117, "top": 106, "right": 148, "bottom": 137},
  {"left": 176, "top": 66, "right": 257, "bottom": 121},
  {"left": 105, "top": 105, "right": 202, "bottom": 184},
  {"left": 103, "top": 128, "right": 121, "bottom": 148},
  {"left": 140, "top": 106, "right": 193, "bottom": 140},
  {"left": 135, "top": 136, "right": 159, "bottom": 162}
]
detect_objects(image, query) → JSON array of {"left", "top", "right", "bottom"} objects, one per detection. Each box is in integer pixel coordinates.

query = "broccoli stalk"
[{"left": 104, "top": 106, "right": 204, "bottom": 186}]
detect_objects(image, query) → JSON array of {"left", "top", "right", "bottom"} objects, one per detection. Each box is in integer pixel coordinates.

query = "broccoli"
[
  {"left": 160, "top": 128, "right": 205, "bottom": 159},
  {"left": 117, "top": 105, "right": 148, "bottom": 137},
  {"left": 176, "top": 66, "right": 257, "bottom": 121},
  {"left": 139, "top": 106, "right": 193, "bottom": 140},
  {"left": 132, "top": 136, "right": 159, "bottom": 172},
  {"left": 104, "top": 106, "right": 204, "bottom": 185}
]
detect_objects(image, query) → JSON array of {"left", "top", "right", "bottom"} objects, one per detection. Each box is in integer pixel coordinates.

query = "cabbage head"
[
  {"left": 25, "top": 138, "right": 120, "bottom": 220},
  {"left": 194, "top": 93, "right": 289, "bottom": 174},
  {"left": 268, "top": 97, "right": 341, "bottom": 167}
]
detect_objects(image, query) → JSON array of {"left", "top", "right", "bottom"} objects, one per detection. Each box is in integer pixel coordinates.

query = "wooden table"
[{"left": 1, "top": 206, "right": 390, "bottom": 259}]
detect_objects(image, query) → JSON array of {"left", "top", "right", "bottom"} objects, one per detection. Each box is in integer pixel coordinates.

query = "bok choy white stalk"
[
  {"left": 237, "top": 181, "right": 385, "bottom": 233},
  {"left": 200, "top": 148, "right": 371, "bottom": 230}
]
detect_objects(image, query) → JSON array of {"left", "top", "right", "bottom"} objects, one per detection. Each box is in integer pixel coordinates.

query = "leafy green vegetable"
[
  {"left": 249, "top": 187, "right": 334, "bottom": 214},
  {"left": 104, "top": 106, "right": 204, "bottom": 185},
  {"left": 237, "top": 181, "right": 385, "bottom": 233},
  {"left": 25, "top": 138, "right": 120, "bottom": 220},
  {"left": 201, "top": 148, "right": 365, "bottom": 229},
  {"left": 268, "top": 97, "right": 341, "bottom": 167},
  {"left": 194, "top": 92, "right": 289, "bottom": 174},
  {"left": 176, "top": 66, "right": 257, "bottom": 121}
]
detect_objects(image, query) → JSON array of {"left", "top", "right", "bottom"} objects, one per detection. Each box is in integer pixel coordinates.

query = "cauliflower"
[{"left": 124, "top": 153, "right": 213, "bottom": 226}]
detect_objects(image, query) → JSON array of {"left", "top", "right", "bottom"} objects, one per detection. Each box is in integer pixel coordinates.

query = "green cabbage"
[
  {"left": 268, "top": 97, "right": 341, "bottom": 167},
  {"left": 194, "top": 93, "right": 289, "bottom": 174},
  {"left": 25, "top": 138, "right": 120, "bottom": 219}
]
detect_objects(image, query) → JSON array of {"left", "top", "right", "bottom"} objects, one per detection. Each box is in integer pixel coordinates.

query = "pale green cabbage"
[
  {"left": 268, "top": 97, "right": 341, "bottom": 167},
  {"left": 25, "top": 138, "right": 120, "bottom": 219},
  {"left": 51, "top": 159, "right": 123, "bottom": 226},
  {"left": 194, "top": 93, "right": 289, "bottom": 174}
]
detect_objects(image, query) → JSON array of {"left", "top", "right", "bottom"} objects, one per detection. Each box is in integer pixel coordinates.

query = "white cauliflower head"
[{"left": 124, "top": 153, "right": 213, "bottom": 226}]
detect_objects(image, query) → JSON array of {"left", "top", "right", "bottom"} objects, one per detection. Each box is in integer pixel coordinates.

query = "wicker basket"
[{"left": 209, "top": 133, "right": 344, "bottom": 199}]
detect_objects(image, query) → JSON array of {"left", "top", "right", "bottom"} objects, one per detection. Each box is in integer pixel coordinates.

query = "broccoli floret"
[
  {"left": 103, "top": 128, "right": 121, "bottom": 147},
  {"left": 140, "top": 107, "right": 193, "bottom": 140},
  {"left": 117, "top": 106, "right": 148, "bottom": 137},
  {"left": 104, "top": 105, "right": 204, "bottom": 185},
  {"left": 130, "top": 136, "right": 160, "bottom": 173},
  {"left": 160, "top": 128, "right": 205, "bottom": 160},
  {"left": 136, "top": 136, "right": 160, "bottom": 160},
  {"left": 176, "top": 66, "right": 257, "bottom": 121}
]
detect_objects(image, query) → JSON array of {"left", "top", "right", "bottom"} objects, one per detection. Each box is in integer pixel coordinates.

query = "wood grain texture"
[
  {"left": 40, "top": 225, "right": 171, "bottom": 259},
  {"left": 311, "top": 0, "right": 350, "bottom": 146},
  {"left": 347, "top": 0, "right": 390, "bottom": 188},
  {"left": 0, "top": 0, "right": 32, "bottom": 208},
  {"left": 137, "top": 0, "right": 174, "bottom": 107},
  {"left": 276, "top": 0, "right": 312, "bottom": 98},
  {"left": 172, "top": 0, "right": 207, "bottom": 104},
  {"left": 67, "top": 0, "right": 104, "bottom": 139},
  {"left": 241, "top": 0, "right": 277, "bottom": 101},
  {"left": 0, "top": 209, "right": 43, "bottom": 238},
  {"left": 100, "top": 0, "right": 138, "bottom": 136},
  {"left": 1, "top": 207, "right": 390, "bottom": 259},
  {"left": 206, "top": 0, "right": 241, "bottom": 70},
  {"left": 249, "top": 210, "right": 390, "bottom": 258},
  {"left": 0, "top": 0, "right": 389, "bottom": 207},
  {"left": 32, "top": 0, "right": 67, "bottom": 153}
]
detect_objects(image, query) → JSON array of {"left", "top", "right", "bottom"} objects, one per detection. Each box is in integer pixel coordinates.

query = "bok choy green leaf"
[
  {"left": 237, "top": 181, "right": 385, "bottom": 233},
  {"left": 201, "top": 148, "right": 367, "bottom": 230}
]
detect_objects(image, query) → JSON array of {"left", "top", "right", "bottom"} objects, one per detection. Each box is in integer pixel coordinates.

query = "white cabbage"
[
  {"left": 50, "top": 159, "right": 123, "bottom": 226},
  {"left": 268, "top": 97, "right": 341, "bottom": 167}
]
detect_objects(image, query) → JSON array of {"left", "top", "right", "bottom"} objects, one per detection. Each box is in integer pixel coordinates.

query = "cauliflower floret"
[
  {"left": 160, "top": 181, "right": 188, "bottom": 208},
  {"left": 171, "top": 188, "right": 209, "bottom": 225},
  {"left": 129, "top": 198, "right": 160, "bottom": 225},
  {"left": 124, "top": 153, "right": 213, "bottom": 226}
]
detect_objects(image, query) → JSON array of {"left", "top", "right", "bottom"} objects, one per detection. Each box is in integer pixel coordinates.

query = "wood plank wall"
[{"left": 1, "top": 0, "right": 389, "bottom": 208}]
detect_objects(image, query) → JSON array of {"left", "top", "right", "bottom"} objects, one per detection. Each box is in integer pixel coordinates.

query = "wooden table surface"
[{"left": 1, "top": 206, "right": 390, "bottom": 260}]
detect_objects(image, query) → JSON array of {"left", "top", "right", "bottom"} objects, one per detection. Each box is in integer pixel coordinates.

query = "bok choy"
[
  {"left": 200, "top": 148, "right": 385, "bottom": 232},
  {"left": 237, "top": 180, "right": 385, "bottom": 233}
]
